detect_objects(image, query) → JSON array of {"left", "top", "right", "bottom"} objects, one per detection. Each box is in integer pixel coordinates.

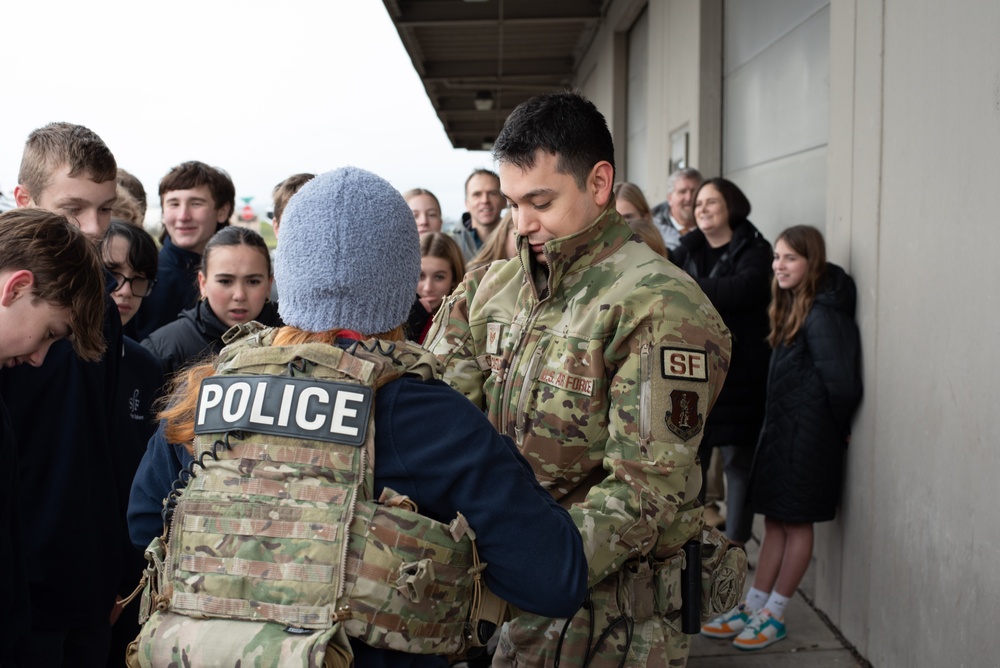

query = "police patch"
[
  {"left": 664, "top": 389, "right": 703, "bottom": 440},
  {"left": 661, "top": 347, "right": 708, "bottom": 382},
  {"left": 195, "top": 375, "right": 373, "bottom": 446}
]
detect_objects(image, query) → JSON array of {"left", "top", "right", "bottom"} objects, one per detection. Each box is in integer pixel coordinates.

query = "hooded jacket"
[
  {"left": 749, "top": 263, "right": 863, "bottom": 523},
  {"left": 142, "top": 299, "right": 282, "bottom": 376},
  {"left": 131, "top": 237, "right": 202, "bottom": 341},
  {"left": 671, "top": 220, "right": 773, "bottom": 446}
]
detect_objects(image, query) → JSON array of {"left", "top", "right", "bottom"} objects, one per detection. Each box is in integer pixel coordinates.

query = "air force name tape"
[{"left": 194, "top": 375, "right": 373, "bottom": 446}]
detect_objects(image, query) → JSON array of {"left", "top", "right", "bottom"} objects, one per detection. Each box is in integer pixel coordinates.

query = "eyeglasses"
[{"left": 109, "top": 271, "right": 156, "bottom": 297}]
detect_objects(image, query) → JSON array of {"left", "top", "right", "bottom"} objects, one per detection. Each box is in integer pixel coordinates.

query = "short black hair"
[
  {"left": 102, "top": 221, "right": 159, "bottom": 281},
  {"left": 695, "top": 178, "right": 752, "bottom": 227},
  {"left": 492, "top": 92, "right": 615, "bottom": 188}
]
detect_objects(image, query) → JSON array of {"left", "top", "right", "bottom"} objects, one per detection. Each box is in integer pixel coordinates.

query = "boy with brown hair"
[
  {"left": 132, "top": 161, "right": 235, "bottom": 341},
  {"left": 1, "top": 122, "right": 128, "bottom": 667},
  {"left": 0, "top": 208, "right": 108, "bottom": 664},
  {"left": 13, "top": 122, "right": 118, "bottom": 242}
]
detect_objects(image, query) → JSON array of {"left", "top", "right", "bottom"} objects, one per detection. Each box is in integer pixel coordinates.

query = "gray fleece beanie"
[{"left": 274, "top": 167, "right": 420, "bottom": 334}]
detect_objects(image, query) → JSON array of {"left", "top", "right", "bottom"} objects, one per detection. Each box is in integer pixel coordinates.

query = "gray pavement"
[{"left": 688, "top": 517, "right": 868, "bottom": 668}]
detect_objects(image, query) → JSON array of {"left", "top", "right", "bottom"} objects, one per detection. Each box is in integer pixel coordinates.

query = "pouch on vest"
[{"left": 698, "top": 527, "right": 748, "bottom": 621}]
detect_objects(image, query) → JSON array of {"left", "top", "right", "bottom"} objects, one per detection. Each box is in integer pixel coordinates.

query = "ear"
[
  {"left": 589, "top": 161, "right": 615, "bottom": 208},
  {"left": 0, "top": 270, "right": 35, "bottom": 307},
  {"left": 13, "top": 185, "right": 34, "bottom": 208},
  {"left": 197, "top": 271, "right": 208, "bottom": 299},
  {"left": 216, "top": 205, "right": 232, "bottom": 224}
]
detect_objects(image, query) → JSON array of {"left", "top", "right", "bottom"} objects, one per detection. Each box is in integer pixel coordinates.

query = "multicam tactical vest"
[{"left": 129, "top": 325, "right": 504, "bottom": 668}]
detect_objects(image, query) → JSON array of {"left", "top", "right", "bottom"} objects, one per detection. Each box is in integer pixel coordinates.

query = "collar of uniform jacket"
[{"left": 516, "top": 207, "right": 634, "bottom": 300}]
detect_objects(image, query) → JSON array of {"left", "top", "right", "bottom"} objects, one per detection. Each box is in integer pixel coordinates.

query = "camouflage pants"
[{"left": 493, "top": 559, "right": 690, "bottom": 668}]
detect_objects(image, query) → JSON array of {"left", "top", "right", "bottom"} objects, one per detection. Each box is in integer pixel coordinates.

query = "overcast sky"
[{"left": 0, "top": 1, "right": 494, "bottom": 223}]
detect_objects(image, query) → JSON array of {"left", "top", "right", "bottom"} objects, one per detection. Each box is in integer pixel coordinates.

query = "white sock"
[
  {"left": 764, "top": 591, "right": 790, "bottom": 619},
  {"left": 745, "top": 587, "right": 768, "bottom": 612}
]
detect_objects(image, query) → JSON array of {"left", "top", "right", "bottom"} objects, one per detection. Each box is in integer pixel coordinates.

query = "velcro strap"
[
  {"left": 190, "top": 475, "right": 351, "bottom": 505},
  {"left": 182, "top": 514, "right": 341, "bottom": 542},
  {"left": 179, "top": 555, "right": 334, "bottom": 584},
  {"left": 226, "top": 344, "right": 374, "bottom": 382},
  {"left": 171, "top": 592, "right": 332, "bottom": 629},
  {"left": 448, "top": 512, "right": 476, "bottom": 542},
  {"left": 228, "top": 441, "right": 353, "bottom": 468}
]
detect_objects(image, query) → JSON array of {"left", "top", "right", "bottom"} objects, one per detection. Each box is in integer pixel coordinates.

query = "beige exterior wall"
[
  {"left": 574, "top": 0, "right": 720, "bottom": 204},
  {"left": 576, "top": 0, "right": 1000, "bottom": 665}
]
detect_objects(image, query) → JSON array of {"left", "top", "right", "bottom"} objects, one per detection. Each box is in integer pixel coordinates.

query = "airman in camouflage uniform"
[{"left": 427, "top": 92, "right": 731, "bottom": 667}]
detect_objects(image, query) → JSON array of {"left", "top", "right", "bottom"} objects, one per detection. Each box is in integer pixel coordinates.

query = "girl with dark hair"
[
  {"left": 142, "top": 226, "right": 282, "bottom": 375},
  {"left": 100, "top": 221, "right": 167, "bottom": 665},
  {"left": 705, "top": 225, "right": 862, "bottom": 651}
]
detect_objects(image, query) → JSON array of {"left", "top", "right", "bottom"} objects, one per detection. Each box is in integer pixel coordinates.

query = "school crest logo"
[{"left": 664, "top": 389, "right": 703, "bottom": 440}]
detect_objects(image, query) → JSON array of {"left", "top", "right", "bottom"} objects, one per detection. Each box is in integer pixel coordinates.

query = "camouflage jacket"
[{"left": 428, "top": 209, "right": 731, "bottom": 585}]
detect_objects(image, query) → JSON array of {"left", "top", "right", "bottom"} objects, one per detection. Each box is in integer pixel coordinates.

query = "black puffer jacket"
[
  {"left": 749, "top": 263, "right": 863, "bottom": 523},
  {"left": 672, "top": 221, "right": 772, "bottom": 446},
  {"left": 142, "top": 300, "right": 283, "bottom": 376}
]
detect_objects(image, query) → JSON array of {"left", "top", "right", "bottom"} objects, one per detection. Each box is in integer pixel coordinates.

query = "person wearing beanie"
[{"left": 127, "top": 167, "right": 587, "bottom": 668}]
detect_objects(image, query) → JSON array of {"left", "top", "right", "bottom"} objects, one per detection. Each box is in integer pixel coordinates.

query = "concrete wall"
[
  {"left": 577, "top": 0, "right": 1000, "bottom": 665},
  {"left": 826, "top": 0, "right": 1000, "bottom": 665},
  {"left": 576, "top": 0, "right": 720, "bottom": 204}
]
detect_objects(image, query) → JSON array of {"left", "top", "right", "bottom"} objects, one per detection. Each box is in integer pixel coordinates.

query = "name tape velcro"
[{"left": 195, "top": 375, "right": 373, "bottom": 446}]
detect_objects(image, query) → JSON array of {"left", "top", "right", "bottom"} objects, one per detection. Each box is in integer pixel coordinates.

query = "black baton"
[{"left": 681, "top": 538, "right": 701, "bottom": 634}]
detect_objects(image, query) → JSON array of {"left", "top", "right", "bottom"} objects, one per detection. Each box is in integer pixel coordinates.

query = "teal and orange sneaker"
[
  {"left": 732, "top": 608, "right": 787, "bottom": 650},
  {"left": 701, "top": 603, "right": 754, "bottom": 639}
]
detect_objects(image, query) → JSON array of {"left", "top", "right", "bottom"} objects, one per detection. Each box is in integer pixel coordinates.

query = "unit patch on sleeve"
[
  {"left": 664, "top": 389, "right": 703, "bottom": 440},
  {"left": 661, "top": 347, "right": 708, "bottom": 382},
  {"left": 194, "top": 375, "right": 373, "bottom": 446}
]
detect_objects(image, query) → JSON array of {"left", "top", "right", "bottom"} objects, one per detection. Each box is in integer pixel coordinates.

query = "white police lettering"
[
  {"left": 296, "top": 387, "right": 329, "bottom": 430},
  {"left": 194, "top": 375, "right": 374, "bottom": 446},
  {"left": 249, "top": 381, "right": 275, "bottom": 426},
  {"left": 660, "top": 347, "right": 708, "bottom": 382}
]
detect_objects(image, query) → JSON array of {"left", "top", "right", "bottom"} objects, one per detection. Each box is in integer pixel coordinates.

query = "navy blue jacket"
[
  {"left": 0, "top": 399, "right": 29, "bottom": 663},
  {"left": 129, "top": 357, "right": 588, "bottom": 668},
  {"left": 132, "top": 238, "right": 201, "bottom": 342},
  {"left": 0, "top": 282, "right": 124, "bottom": 631},
  {"left": 749, "top": 264, "right": 863, "bottom": 523}
]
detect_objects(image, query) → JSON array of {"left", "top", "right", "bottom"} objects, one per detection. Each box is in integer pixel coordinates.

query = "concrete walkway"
[{"left": 688, "top": 519, "right": 869, "bottom": 668}]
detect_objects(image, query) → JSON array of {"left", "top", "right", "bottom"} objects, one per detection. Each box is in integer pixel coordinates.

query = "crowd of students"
[{"left": 0, "top": 99, "right": 862, "bottom": 666}]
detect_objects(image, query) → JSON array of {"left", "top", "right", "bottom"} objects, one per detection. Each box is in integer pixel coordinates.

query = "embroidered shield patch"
[
  {"left": 486, "top": 322, "right": 503, "bottom": 355},
  {"left": 664, "top": 389, "right": 703, "bottom": 440}
]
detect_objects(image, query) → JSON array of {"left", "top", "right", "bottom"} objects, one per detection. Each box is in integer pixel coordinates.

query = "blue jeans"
[{"left": 698, "top": 442, "right": 756, "bottom": 544}]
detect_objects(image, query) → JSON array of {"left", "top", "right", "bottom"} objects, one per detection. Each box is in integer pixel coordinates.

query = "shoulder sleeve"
[
  {"left": 377, "top": 378, "right": 588, "bottom": 618},
  {"left": 571, "top": 287, "right": 732, "bottom": 583},
  {"left": 127, "top": 421, "right": 192, "bottom": 550}
]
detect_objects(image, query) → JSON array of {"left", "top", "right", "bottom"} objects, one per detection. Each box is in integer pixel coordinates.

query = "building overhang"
[{"left": 382, "top": 0, "right": 607, "bottom": 150}]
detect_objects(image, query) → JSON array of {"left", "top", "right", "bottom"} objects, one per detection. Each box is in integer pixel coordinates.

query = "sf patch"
[
  {"left": 664, "top": 389, "right": 703, "bottom": 440},
  {"left": 661, "top": 347, "right": 708, "bottom": 382}
]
